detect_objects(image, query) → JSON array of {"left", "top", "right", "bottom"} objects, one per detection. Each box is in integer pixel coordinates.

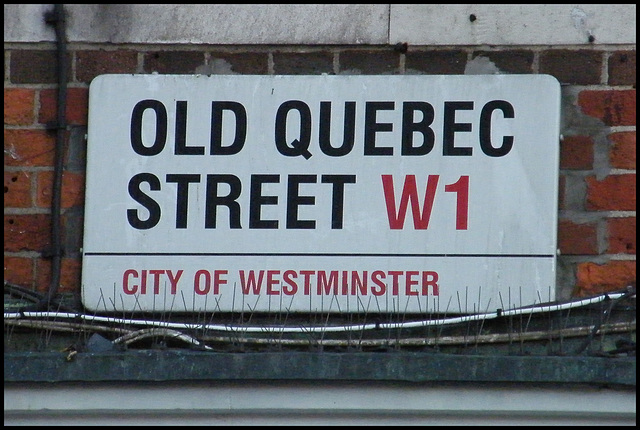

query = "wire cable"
[{"left": 4, "top": 288, "right": 634, "bottom": 334}]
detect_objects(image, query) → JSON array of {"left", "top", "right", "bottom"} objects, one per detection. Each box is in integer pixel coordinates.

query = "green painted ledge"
[{"left": 4, "top": 351, "right": 635, "bottom": 387}]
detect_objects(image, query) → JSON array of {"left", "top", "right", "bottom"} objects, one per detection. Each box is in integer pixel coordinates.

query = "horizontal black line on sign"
[{"left": 84, "top": 253, "right": 555, "bottom": 258}]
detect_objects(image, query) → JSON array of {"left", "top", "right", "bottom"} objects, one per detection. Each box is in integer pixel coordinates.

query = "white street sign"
[{"left": 82, "top": 74, "right": 560, "bottom": 313}]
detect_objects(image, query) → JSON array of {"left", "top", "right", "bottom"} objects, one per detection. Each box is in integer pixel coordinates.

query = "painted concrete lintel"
[{"left": 4, "top": 5, "right": 636, "bottom": 45}]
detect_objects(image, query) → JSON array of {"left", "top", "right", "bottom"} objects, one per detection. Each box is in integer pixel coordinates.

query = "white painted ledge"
[{"left": 4, "top": 382, "right": 636, "bottom": 425}]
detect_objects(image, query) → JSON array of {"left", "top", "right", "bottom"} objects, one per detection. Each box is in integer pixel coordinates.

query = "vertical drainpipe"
[{"left": 40, "top": 4, "right": 68, "bottom": 310}]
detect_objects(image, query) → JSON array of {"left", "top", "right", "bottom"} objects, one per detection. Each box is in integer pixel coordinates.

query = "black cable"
[
  {"left": 29, "top": 4, "right": 68, "bottom": 312},
  {"left": 6, "top": 281, "right": 76, "bottom": 313},
  {"left": 5, "top": 281, "right": 44, "bottom": 302},
  {"left": 574, "top": 285, "right": 636, "bottom": 355}
]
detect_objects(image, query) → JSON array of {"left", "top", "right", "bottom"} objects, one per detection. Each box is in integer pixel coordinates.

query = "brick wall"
[{"left": 4, "top": 45, "right": 636, "bottom": 305}]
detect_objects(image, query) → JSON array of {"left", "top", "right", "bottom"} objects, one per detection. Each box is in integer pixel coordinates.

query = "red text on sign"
[
  {"left": 122, "top": 269, "right": 183, "bottom": 295},
  {"left": 382, "top": 174, "right": 469, "bottom": 230}
]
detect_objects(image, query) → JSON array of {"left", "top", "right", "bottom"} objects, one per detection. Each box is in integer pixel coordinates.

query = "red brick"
[
  {"left": 578, "top": 90, "right": 636, "bottom": 126},
  {"left": 607, "top": 217, "right": 636, "bottom": 254},
  {"left": 4, "top": 214, "right": 51, "bottom": 252},
  {"left": 559, "top": 135, "right": 594, "bottom": 170},
  {"left": 558, "top": 175, "right": 566, "bottom": 210},
  {"left": 3, "top": 88, "right": 36, "bottom": 125},
  {"left": 608, "top": 50, "right": 636, "bottom": 86},
  {"left": 76, "top": 50, "right": 139, "bottom": 83},
  {"left": 4, "top": 171, "right": 33, "bottom": 208},
  {"left": 205, "top": 52, "right": 268, "bottom": 75},
  {"left": 575, "top": 261, "right": 636, "bottom": 297},
  {"left": 609, "top": 131, "right": 636, "bottom": 170},
  {"left": 274, "top": 51, "right": 334, "bottom": 74},
  {"left": 36, "top": 171, "right": 86, "bottom": 209},
  {"left": 39, "top": 87, "right": 89, "bottom": 126},
  {"left": 539, "top": 50, "right": 602, "bottom": 85},
  {"left": 4, "top": 129, "right": 56, "bottom": 167},
  {"left": 10, "top": 50, "right": 70, "bottom": 84},
  {"left": 339, "top": 49, "right": 401, "bottom": 74},
  {"left": 36, "top": 257, "right": 82, "bottom": 294},
  {"left": 144, "top": 51, "right": 207, "bottom": 74},
  {"left": 586, "top": 174, "right": 636, "bottom": 211},
  {"left": 557, "top": 220, "right": 598, "bottom": 255},
  {"left": 405, "top": 50, "right": 467, "bottom": 74},
  {"left": 470, "top": 50, "right": 534, "bottom": 74},
  {"left": 4, "top": 256, "right": 35, "bottom": 288}
]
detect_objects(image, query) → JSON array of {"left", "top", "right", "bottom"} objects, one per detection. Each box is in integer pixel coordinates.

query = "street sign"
[{"left": 82, "top": 74, "right": 560, "bottom": 313}]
